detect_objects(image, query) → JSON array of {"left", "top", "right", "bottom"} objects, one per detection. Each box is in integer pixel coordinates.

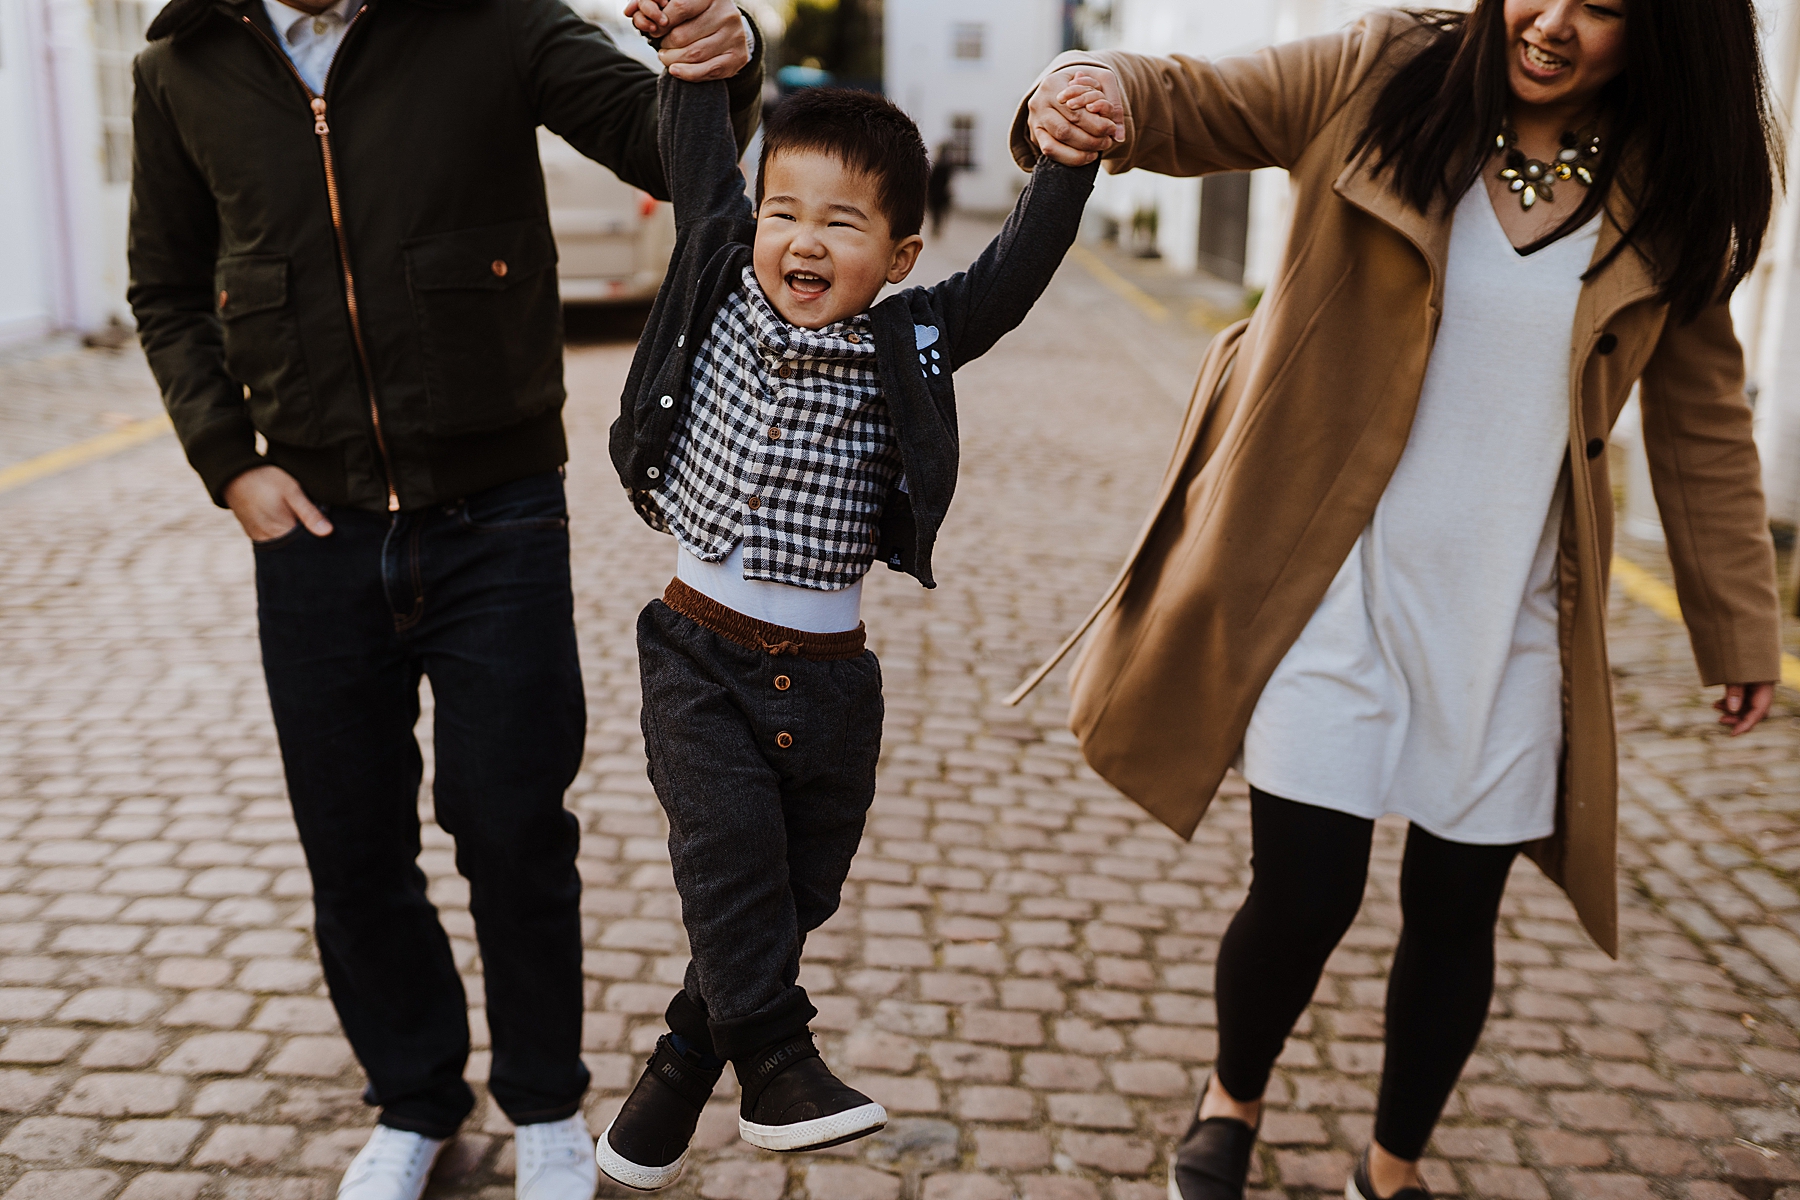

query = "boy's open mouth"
[{"left": 785, "top": 271, "right": 831, "bottom": 298}]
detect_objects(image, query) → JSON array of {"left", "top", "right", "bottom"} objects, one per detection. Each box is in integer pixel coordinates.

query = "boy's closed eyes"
[{"left": 754, "top": 151, "right": 924, "bottom": 329}]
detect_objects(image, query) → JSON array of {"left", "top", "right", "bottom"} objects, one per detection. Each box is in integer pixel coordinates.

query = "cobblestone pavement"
[
  {"left": 0, "top": 338, "right": 166, "bottom": 473},
  {"left": 2, "top": 217, "right": 1798, "bottom": 1200}
]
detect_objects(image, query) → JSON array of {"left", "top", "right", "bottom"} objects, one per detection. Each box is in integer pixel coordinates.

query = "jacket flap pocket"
[
  {"left": 405, "top": 219, "right": 559, "bottom": 292},
  {"left": 215, "top": 256, "right": 288, "bottom": 320}
]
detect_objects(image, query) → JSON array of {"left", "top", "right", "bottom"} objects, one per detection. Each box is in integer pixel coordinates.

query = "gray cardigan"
[{"left": 611, "top": 74, "right": 1098, "bottom": 588}]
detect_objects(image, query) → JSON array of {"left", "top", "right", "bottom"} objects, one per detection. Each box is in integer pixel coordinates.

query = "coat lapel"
[{"left": 1332, "top": 154, "right": 1452, "bottom": 310}]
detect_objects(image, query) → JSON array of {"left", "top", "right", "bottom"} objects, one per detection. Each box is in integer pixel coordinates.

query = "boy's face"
[{"left": 754, "top": 150, "right": 924, "bottom": 330}]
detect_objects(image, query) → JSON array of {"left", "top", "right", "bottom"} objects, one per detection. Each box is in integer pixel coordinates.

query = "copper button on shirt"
[
  {"left": 746, "top": 496, "right": 761, "bottom": 511},
  {"left": 768, "top": 427, "right": 782, "bottom": 441},
  {"left": 776, "top": 732, "right": 793, "bottom": 748},
  {"left": 491, "top": 259, "right": 508, "bottom": 278},
  {"left": 773, "top": 675, "right": 791, "bottom": 691},
  {"left": 778, "top": 365, "right": 793, "bottom": 379}
]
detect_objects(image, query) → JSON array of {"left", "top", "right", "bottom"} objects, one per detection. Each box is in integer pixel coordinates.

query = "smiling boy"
[{"left": 601, "top": 71, "right": 1112, "bottom": 1191}]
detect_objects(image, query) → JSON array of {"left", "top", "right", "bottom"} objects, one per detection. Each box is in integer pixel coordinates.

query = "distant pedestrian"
[
  {"left": 127, "top": 3, "right": 759, "bottom": 1200},
  {"left": 1019, "top": 2, "right": 1782, "bottom": 1199},
  {"left": 928, "top": 143, "right": 956, "bottom": 236}
]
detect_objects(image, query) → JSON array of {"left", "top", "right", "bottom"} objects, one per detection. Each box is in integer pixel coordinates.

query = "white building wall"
[
  {"left": 884, "top": 0, "right": 1063, "bottom": 214},
  {"left": 1, "top": 0, "right": 60, "bottom": 343}
]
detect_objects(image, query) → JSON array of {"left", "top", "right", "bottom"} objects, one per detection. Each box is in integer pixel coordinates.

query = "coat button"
[
  {"left": 776, "top": 731, "right": 793, "bottom": 748},
  {"left": 1597, "top": 333, "right": 1618, "bottom": 355},
  {"left": 768, "top": 427, "right": 782, "bottom": 440},
  {"left": 660, "top": 395, "right": 674, "bottom": 408},
  {"left": 491, "top": 259, "right": 508, "bottom": 278},
  {"left": 778, "top": 365, "right": 793, "bottom": 379},
  {"left": 646, "top": 466, "right": 661, "bottom": 479},
  {"left": 746, "top": 496, "right": 761, "bottom": 510},
  {"left": 847, "top": 333, "right": 861, "bottom": 343},
  {"left": 218, "top": 290, "right": 228, "bottom": 308},
  {"left": 1586, "top": 437, "right": 1604, "bottom": 459},
  {"left": 773, "top": 674, "right": 791, "bottom": 691}
]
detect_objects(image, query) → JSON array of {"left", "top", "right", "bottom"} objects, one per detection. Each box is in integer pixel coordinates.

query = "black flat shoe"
[
  {"left": 735, "top": 1033, "right": 887, "bottom": 1152},
  {"left": 596, "top": 1034, "right": 724, "bottom": 1191},
  {"left": 1167, "top": 1088, "right": 1261, "bottom": 1200},
  {"left": 1345, "top": 1150, "right": 1432, "bottom": 1200}
]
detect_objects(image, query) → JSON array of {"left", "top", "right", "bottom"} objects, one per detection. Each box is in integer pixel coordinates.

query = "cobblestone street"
[{"left": 2, "top": 220, "right": 1798, "bottom": 1200}]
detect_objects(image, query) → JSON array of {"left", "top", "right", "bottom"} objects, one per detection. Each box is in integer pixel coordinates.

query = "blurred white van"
[{"left": 543, "top": 6, "right": 675, "bottom": 304}]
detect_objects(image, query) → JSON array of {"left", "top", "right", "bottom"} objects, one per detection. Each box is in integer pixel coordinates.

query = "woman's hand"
[
  {"left": 625, "top": 0, "right": 751, "bottom": 81},
  {"left": 1714, "top": 682, "right": 1775, "bottom": 735},
  {"left": 1028, "top": 66, "right": 1126, "bottom": 166}
]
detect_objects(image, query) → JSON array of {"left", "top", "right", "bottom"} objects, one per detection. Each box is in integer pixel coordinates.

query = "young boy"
[{"left": 600, "top": 67, "right": 1111, "bottom": 1191}]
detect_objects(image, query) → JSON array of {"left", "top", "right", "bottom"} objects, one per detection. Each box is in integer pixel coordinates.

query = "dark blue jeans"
[{"left": 254, "top": 470, "right": 588, "bottom": 1138}]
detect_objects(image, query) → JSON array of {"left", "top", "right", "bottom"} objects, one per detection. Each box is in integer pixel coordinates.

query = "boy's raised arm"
[
  {"left": 924, "top": 156, "right": 1101, "bottom": 371},
  {"left": 655, "top": 73, "right": 757, "bottom": 235}
]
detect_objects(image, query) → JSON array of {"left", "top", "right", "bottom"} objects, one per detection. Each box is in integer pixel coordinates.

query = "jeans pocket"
[
  {"left": 456, "top": 470, "right": 569, "bottom": 532},
  {"left": 251, "top": 522, "right": 308, "bottom": 551}
]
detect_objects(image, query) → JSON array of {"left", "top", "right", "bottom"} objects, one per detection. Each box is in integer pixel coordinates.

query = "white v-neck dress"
[{"left": 1240, "top": 185, "right": 1601, "bottom": 845}]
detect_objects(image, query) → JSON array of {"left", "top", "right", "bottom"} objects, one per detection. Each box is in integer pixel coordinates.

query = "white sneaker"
[
  {"left": 516, "top": 1115, "right": 598, "bottom": 1200},
  {"left": 337, "top": 1126, "right": 446, "bottom": 1200}
]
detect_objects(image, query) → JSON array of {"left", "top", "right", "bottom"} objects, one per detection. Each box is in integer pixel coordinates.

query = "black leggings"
[{"left": 1214, "top": 789, "right": 1520, "bottom": 1161}]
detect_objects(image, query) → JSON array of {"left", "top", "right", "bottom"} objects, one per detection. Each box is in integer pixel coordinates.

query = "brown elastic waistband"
[{"left": 663, "top": 577, "right": 867, "bottom": 661}]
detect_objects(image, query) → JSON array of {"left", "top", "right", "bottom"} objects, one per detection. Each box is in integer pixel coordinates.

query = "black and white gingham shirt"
[{"left": 649, "top": 267, "right": 903, "bottom": 591}]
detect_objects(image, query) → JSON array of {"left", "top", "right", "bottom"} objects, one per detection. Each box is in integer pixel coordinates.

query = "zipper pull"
[
  {"left": 312, "top": 97, "right": 330, "bottom": 136},
  {"left": 387, "top": 488, "right": 400, "bottom": 513}
]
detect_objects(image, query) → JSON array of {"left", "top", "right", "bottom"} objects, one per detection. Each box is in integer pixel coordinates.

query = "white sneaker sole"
[
  {"left": 738, "top": 1102, "right": 887, "bottom": 1152},
  {"left": 594, "top": 1122, "right": 686, "bottom": 1192},
  {"left": 1346, "top": 1174, "right": 1373, "bottom": 1200}
]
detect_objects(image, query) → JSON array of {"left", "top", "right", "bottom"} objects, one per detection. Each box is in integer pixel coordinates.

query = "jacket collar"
[{"left": 1331, "top": 151, "right": 1661, "bottom": 326}]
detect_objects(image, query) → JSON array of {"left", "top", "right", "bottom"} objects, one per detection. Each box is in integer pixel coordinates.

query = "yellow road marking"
[
  {"left": 1069, "top": 243, "right": 1169, "bottom": 323},
  {"left": 0, "top": 414, "right": 173, "bottom": 496},
  {"left": 1612, "top": 555, "right": 1800, "bottom": 690}
]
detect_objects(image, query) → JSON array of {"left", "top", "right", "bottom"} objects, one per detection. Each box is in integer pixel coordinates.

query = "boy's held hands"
[
  {"left": 625, "top": 0, "right": 752, "bottom": 81},
  {"left": 1029, "top": 66, "right": 1125, "bottom": 166},
  {"left": 224, "top": 464, "right": 333, "bottom": 544}
]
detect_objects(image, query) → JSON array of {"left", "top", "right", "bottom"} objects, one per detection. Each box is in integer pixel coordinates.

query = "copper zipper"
[{"left": 243, "top": 11, "right": 400, "bottom": 512}]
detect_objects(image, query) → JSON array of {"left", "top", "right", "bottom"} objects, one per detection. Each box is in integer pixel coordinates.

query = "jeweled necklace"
[{"left": 1495, "top": 125, "right": 1601, "bottom": 209}]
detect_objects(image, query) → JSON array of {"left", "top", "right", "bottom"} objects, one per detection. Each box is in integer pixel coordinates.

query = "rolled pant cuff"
[
  {"left": 377, "top": 1111, "right": 465, "bottom": 1141},
  {"left": 710, "top": 988, "right": 818, "bottom": 1063}
]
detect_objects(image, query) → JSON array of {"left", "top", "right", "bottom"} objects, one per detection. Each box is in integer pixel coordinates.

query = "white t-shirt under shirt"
[{"left": 1241, "top": 184, "right": 1602, "bottom": 846}]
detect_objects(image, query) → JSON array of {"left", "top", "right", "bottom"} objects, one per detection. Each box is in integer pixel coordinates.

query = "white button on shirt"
[{"left": 262, "top": 0, "right": 364, "bottom": 94}]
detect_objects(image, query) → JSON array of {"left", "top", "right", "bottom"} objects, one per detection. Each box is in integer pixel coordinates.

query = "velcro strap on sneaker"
[
  {"left": 647, "top": 1035, "right": 723, "bottom": 1110},
  {"left": 736, "top": 1032, "right": 820, "bottom": 1110}
]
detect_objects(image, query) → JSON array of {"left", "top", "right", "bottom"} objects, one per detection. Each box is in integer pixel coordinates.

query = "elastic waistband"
[{"left": 663, "top": 577, "right": 867, "bottom": 661}]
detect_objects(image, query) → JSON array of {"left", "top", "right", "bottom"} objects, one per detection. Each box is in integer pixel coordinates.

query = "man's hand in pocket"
[{"left": 224, "top": 465, "right": 335, "bottom": 542}]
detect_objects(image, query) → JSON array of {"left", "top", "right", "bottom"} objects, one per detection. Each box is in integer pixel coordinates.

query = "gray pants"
[{"left": 636, "top": 597, "right": 882, "bottom": 1062}]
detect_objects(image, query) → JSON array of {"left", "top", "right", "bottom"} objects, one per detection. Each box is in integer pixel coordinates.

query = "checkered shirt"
[{"left": 649, "top": 267, "right": 902, "bottom": 591}]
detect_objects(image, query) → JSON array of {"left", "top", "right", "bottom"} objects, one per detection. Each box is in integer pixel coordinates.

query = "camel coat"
[{"left": 1008, "top": 10, "right": 1781, "bottom": 954}]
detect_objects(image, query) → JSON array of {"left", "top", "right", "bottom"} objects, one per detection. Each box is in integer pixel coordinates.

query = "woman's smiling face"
[{"left": 1503, "top": 0, "right": 1627, "bottom": 112}]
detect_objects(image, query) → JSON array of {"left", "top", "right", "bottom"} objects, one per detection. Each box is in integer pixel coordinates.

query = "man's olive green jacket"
[{"left": 128, "top": 0, "right": 762, "bottom": 512}]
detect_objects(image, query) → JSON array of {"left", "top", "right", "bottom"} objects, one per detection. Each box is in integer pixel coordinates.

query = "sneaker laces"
[
  {"left": 339, "top": 1127, "right": 442, "bottom": 1197},
  {"left": 515, "top": 1116, "right": 592, "bottom": 1177}
]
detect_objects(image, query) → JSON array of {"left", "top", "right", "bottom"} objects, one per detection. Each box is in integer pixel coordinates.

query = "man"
[{"left": 126, "top": 3, "right": 760, "bottom": 1200}]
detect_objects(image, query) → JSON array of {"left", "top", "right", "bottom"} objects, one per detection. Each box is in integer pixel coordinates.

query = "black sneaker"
[
  {"left": 1167, "top": 1102, "right": 1260, "bottom": 1200},
  {"left": 596, "top": 1034, "right": 724, "bottom": 1191},
  {"left": 1345, "top": 1150, "right": 1432, "bottom": 1200},
  {"left": 735, "top": 1033, "right": 887, "bottom": 1152}
]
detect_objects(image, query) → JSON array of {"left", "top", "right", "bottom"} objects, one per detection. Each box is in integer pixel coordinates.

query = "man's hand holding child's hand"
[
  {"left": 1029, "top": 67, "right": 1126, "bottom": 165},
  {"left": 626, "top": 0, "right": 752, "bottom": 81}
]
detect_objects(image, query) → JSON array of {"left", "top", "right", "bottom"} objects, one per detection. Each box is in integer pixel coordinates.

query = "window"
[
  {"left": 94, "top": 0, "right": 155, "bottom": 183},
  {"left": 1198, "top": 171, "right": 1252, "bottom": 284},
  {"left": 948, "top": 115, "right": 976, "bottom": 170},
  {"left": 951, "top": 22, "right": 985, "bottom": 62}
]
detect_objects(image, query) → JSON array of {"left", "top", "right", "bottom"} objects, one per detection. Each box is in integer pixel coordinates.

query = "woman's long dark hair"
[{"left": 1351, "top": 1, "right": 1781, "bottom": 321}]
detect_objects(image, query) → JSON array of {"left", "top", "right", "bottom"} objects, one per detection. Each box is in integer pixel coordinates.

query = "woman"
[{"left": 1012, "top": 3, "right": 1783, "bottom": 1199}]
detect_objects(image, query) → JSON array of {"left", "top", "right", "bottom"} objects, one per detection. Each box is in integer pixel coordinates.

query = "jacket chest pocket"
[
  {"left": 215, "top": 255, "right": 317, "bottom": 443},
  {"left": 404, "top": 219, "right": 563, "bottom": 436}
]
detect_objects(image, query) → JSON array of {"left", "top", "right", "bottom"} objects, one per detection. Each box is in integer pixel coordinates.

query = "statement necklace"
[{"left": 1495, "top": 125, "right": 1601, "bottom": 209}]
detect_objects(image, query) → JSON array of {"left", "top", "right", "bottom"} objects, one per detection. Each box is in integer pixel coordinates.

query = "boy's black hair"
[{"left": 756, "top": 88, "right": 930, "bottom": 239}]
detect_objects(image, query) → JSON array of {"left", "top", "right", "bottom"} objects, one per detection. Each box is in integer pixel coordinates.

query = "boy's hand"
[
  {"left": 1029, "top": 66, "right": 1125, "bottom": 166},
  {"left": 626, "top": 0, "right": 752, "bottom": 81}
]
